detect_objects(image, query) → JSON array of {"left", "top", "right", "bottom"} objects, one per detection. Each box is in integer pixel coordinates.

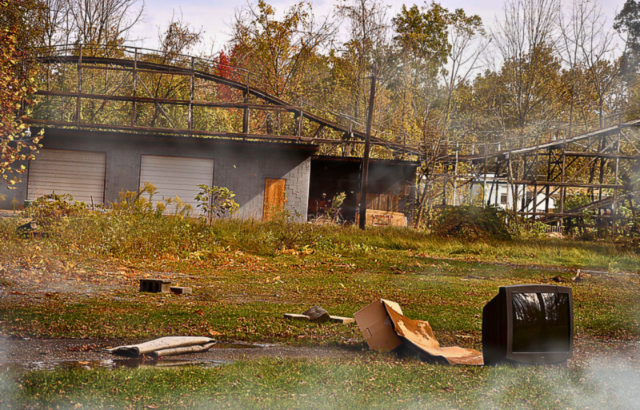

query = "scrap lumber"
[
  {"left": 170, "top": 286, "right": 192, "bottom": 295},
  {"left": 284, "top": 313, "right": 311, "bottom": 321},
  {"left": 152, "top": 342, "right": 216, "bottom": 357},
  {"left": 283, "top": 311, "right": 355, "bottom": 324},
  {"left": 329, "top": 316, "right": 355, "bottom": 324}
]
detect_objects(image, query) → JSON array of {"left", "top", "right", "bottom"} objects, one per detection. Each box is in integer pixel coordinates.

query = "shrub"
[
  {"left": 434, "top": 205, "right": 511, "bottom": 240},
  {"left": 21, "top": 193, "right": 88, "bottom": 227},
  {"left": 325, "top": 192, "right": 346, "bottom": 222},
  {"left": 194, "top": 184, "right": 239, "bottom": 225}
]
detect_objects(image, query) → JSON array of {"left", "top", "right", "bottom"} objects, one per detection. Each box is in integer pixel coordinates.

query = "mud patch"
[{"left": 0, "top": 337, "right": 367, "bottom": 370}]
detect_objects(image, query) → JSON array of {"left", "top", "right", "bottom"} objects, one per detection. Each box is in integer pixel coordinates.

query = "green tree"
[{"left": 615, "top": 0, "right": 640, "bottom": 76}]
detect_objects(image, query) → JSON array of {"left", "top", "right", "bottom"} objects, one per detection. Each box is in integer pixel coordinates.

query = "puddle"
[
  {"left": 1, "top": 358, "right": 231, "bottom": 372},
  {"left": 213, "top": 341, "right": 276, "bottom": 349},
  {"left": 0, "top": 340, "right": 276, "bottom": 372}
]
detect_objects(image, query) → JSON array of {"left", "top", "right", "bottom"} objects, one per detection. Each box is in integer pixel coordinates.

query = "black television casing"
[{"left": 482, "top": 284, "right": 573, "bottom": 366}]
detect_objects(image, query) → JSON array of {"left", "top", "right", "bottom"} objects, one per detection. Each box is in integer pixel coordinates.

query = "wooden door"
[{"left": 263, "top": 178, "right": 286, "bottom": 220}]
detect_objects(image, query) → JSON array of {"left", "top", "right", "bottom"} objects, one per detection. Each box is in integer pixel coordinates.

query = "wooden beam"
[
  {"left": 35, "top": 91, "right": 299, "bottom": 111},
  {"left": 509, "top": 180, "right": 624, "bottom": 189},
  {"left": 563, "top": 151, "right": 640, "bottom": 160}
]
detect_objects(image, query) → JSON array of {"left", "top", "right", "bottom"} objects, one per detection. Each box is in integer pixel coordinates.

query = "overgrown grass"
[
  {"left": 1, "top": 204, "right": 640, "bottom": 408},
  {"left": 3, "top": 356, "right": 639, "bottom": 409},
  {"left": 2, "top": 211, "right": 637, "bottom": 270},
  {"left": 1, "top": 215, "right": 639, "bottom": 342}
]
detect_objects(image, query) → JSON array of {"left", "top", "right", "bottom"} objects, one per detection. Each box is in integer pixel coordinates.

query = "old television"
[{"left": 482, "top": 285, "right": 573, "bottom": 365}]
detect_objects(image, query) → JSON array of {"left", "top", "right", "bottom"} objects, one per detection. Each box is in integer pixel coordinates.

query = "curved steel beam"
[{"left": 34, "top": 55, "right": 419, "bottom": 155}]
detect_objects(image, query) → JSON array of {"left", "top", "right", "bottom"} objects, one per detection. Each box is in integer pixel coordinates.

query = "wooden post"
[
  {"left": 242, "top": 77, "right": 250, "bottom": 135},
  {"left": 559, "top": 139, "right": 567, "bottom": 228},
  {"left": 76, "top": 45, "right": 82, "bottom": 126},
  {"left": 598, "top": 135, "right": 607, "bottom": 202},
  {"left": 402, "top": 133, "right": 406, "bottom": 160},
  {"left": 545, "top": 148, "right": 552, "bottom": 214},
  {"left": 507, "top": 153, "right": 517, "bottom": 222},
  {"left": 297, "top": 99, "right": 303, "bottom": 142},
  {"left": 189, "top": 56, "right": 195, "bottom": 135},
  {"left": 494, "top": 160, "right": 501, "bottom": 208},
  {"left": 613, "top": 116, "right": 621, "bottom": 236},
  {"left": 358, "top": 64, "right": 377, "bottom": 230},
  {"left": 131, "top": 48, "right": 137, "bottom": 127},
  {"left": 452, "top": 143, "right": 459, "bottom": 206},
  {"left": 443, "top": 164, "right": 449, "bottom": 206},
  {"left": 533, "top": 136, "right": 539, "bottom": 220},
  {"left": 483, "top": 142, "right": 488, "bottom": 206}
]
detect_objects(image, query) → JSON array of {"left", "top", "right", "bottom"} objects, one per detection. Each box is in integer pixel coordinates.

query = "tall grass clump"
[
  {"left": 94, "top": 184, "right": 211, "bottom": 259},
  {"left": 12, "top": 185, "right": 213, "bottom": 261},
  {"left": 432, "top": 206, "right": 511, "bottom": 241}
]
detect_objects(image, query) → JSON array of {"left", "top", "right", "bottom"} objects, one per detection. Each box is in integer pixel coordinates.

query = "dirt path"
[
  {"left": 1, "top": 336, "right": 637, "bottom": 371},
  {"left": 0, "top": 337, "right": 367, "bottom": 370}
]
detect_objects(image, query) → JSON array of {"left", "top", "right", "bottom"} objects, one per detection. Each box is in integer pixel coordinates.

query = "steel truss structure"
[
  {"left": 25, "top": 45, "right": 418, "bottom": 158},
  {"left": 22, "top": 46, "right": 640, "bottom": 227},
  {"left": 434, "top": 115, "right": 640, "bottom": 228}
]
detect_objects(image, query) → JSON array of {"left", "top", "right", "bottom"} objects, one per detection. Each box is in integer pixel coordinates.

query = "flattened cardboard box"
[
  {"left": 354, "top": 298, "right": 483, "bottom": 366},
  {"left": 384, "top": 304, "right": 483, "bottom": 365},
  {"left": 353, "top": 299, "right": 403, "bottom": 352}
]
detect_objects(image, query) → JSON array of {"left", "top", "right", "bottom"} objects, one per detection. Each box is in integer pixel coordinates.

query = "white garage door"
[
  {"left": 27, "top": 149, "right": 106, "bottom": 205},
  {"left": 139, "top": 155, "right": 214, "bottom": 215}
]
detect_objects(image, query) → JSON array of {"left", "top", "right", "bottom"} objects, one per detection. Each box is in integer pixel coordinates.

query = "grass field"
[
  {"left": 1, "top": 211, "right": 639, "bottom": 408},
  {"left": 3, "top": 355, "right": 640, "bottom": 409}
]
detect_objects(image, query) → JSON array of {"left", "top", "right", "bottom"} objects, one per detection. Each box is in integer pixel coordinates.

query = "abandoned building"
[
  {"left": 469, "top": 175, "right": 557, "bottom": 214},
  {"left": 0, "top": 47, "right": 419, "bottom": 223},
  {"left": 0, "top": 127, "right": 418, "bottom": 223},
  {"left": 4, "top": 46, "right": 639, "bottom": 228}
]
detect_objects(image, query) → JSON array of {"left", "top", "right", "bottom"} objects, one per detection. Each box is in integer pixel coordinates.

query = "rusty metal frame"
[{"left": 28, "top": 49, "right": 417, "bottom": 155}]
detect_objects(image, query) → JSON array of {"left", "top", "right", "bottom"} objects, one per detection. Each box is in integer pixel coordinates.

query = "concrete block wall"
[
  {"left": 0, "top": 128, "right": 316, "bottom": 221},
  {"left": 213, "top": 156, "right": 311, "bottom": 221}
]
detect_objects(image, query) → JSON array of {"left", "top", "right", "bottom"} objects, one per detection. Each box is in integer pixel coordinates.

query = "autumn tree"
[
  {"left": 390, "top": 3, "right": 449, "bottom": 142},
  {"left": 576, "top": 0, "right": 619, "bottom": 127},
  {"left": 490, "top": 0, "right": 561, "bottom": 132},
  {"left": 334, "top": 0, "right": 389, "bottom": 124},
  {"left": 0, "top": 0, "right": 42, "bottom": 191},
  {"left": 557, "top": 0, "right": 590, "bottom": 133},
  {"left": 230, "top": 0, "right": 334, "bottom": 101},
  {"left": 388, "top": 3, "right": 485, "bottom": 225}
]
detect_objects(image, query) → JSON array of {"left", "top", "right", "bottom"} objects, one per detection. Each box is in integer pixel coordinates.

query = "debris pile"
[
  {"left": 284, "top": 306, "right": 355, "bottom": 324},
  {"left": 354, "top": 299, "right": 483, "bottom": 365}
]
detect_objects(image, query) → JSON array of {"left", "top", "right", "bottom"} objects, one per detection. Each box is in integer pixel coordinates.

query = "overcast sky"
[{"left": 129, "top": 0, "right": 628, "bottom": 52}]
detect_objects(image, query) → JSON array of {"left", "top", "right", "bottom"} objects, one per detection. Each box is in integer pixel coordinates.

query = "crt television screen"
[{"left": 512, "top": 292, "right": 570, "bottom": 353}]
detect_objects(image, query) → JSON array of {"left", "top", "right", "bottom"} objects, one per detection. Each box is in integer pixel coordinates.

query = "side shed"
[{"left": 308, "top": 156, "right": 419, "bottom": 224}]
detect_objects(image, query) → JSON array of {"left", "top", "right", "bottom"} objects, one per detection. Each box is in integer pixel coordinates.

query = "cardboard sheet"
[
  {"left": 353, "top": 299, "right": 403, "bottom": 352},
  {"left": 383, "top": 302, "right": 483, "bottom": 366}
]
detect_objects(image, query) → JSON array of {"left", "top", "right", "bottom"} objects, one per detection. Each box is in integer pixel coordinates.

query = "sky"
[{"left": 129, "top": 0, "right": 629, "bottom": 52}]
